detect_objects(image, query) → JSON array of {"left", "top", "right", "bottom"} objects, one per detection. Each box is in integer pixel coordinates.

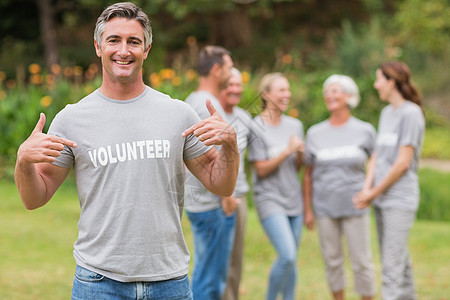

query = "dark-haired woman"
[{"left": 354, "top": 61, "right": 425, "bottom": 300}]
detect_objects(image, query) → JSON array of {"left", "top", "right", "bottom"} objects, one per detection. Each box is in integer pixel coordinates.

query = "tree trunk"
[
  {"left": 209, "top": 6, "right": 252, "bottom": 49},
  {"left": 37, "top": 0, "right": 59, "bottom": 71}
]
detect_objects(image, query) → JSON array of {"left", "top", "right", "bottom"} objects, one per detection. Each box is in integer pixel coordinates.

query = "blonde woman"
[{"left": 248, "top": 73, "right": 304, "bottom": 300}]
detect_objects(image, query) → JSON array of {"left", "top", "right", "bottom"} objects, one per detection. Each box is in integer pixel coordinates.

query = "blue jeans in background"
[
  {"left": 261, "top": 214, "right": 303, "bottom": 300},
  {"left": 186, "top": 207, "right": 236, "bottom": 300},
  {"left": 71, "top": 265, "right": 192, "bottom": 300}
]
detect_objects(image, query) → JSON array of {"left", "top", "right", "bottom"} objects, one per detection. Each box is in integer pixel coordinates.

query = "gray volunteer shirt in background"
[
  {"left": 49, "top": 86, "right": 210, "bottom": 282},
  {"left": 184, "top": 91, "right": 226, "bottom": 212},
  {"left": 224, "top": 107, "right": 252, "bottom": 197},
  {"left": 248, "top": 115, "right": 304, "bottom": 221},
  {"left": 373, "top": 101, "right": 425, "bottom": 211},
  {"left": 304, "top": 117, "right": 376, "bottom": 218}
]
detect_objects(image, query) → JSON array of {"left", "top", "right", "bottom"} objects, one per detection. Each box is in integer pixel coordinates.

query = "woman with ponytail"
[
  {"left": 353, "top": 61, "right": 425, "bottom": 300},
  {"left": 248, "top": 73, "right": 305, "bottom": 300}
]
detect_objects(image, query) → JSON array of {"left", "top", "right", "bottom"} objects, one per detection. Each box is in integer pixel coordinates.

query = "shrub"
[{"left": 418, "top": 168, "right": 450, "bottom": 221}]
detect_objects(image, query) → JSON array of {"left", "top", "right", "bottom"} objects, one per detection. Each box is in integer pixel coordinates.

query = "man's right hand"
[{"left": 17, "top": 113, "right": 77, "bottom": 165}]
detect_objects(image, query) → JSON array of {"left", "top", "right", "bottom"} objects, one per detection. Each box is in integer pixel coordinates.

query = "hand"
[
  {"left": 17, "top": 113, "right": 77, "bottom": 164},
  {"left": 353, "top": 189, "right": 375, "bottom": 209},
  {"left": 222, "top": 196, "right": 239, "bottom": 216},
  {"left": 287, "top": 135, "right": 304, "bottom": 154},
  {"left": 182, "top": 99, "right": 237, "bottom": 147},
  {"left": 304, "top": 209, "right": 315, "bottom": 231}
]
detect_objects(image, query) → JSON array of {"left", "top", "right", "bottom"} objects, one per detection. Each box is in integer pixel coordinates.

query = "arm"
[
  {"left": 254, "top": 135, "right": 303, "bottom": 178},
  {"left": 353, "top": 146, "right": 414, "bottom": 209},
  {"left": 183, "top": 100, "right": 239, "bottom": 197},
  {"left": 362, "top": 152, "right": 377, "bottom": 192},
  {"left": 14, "top": 113, "right": 76, "bottom": 210},
  {"left": 302, "top": 165, "right": 315, "bottom": 230}
]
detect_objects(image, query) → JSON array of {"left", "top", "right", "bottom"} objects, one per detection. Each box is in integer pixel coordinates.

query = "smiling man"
[{"left": 14, "top": 2, "right": 239, "bottom": 299}]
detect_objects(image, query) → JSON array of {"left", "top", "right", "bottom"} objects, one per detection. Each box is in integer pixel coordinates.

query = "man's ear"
[
  {"left": 94, "top": 40, "right": 101, "bottom": 57},
  {"left": 143, "top": 44, "right": 152, "bottom": 60},
  {"left": 210, "top": 62, "right": 221, "bottom": 78}
]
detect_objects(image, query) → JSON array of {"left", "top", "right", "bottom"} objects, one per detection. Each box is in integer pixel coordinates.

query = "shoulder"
[
  {"left": 148, "top": 87, "right": 195, "bottom": 111},
  {"left": 234, "top": 107, "right": 252, "bottom": 121},
  {"left": 350, "top": 117, "right": 376, "bottom": 133},
  {"left": 402, "top": 101, "right": 423, "bottom": 116},
  {"left": 306, "top": 120, "right": 328, "bottom": 136},
  {"left": 185, "top": 91, "right": 215, "bottom": 105},
  {"left": 282, "top": 115, "right": 303, "bottom": 128}
]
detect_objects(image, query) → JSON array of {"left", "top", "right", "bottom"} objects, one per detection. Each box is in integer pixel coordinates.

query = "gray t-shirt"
[
  {"left": 184, "top": 91, "right": 253, "bottom": 212},
  {"left": 304, "top": 117, "right": 376, "bottom": 218},
  {"left": 48, "top": 86, "right": 210, "bottom": 282},
  {"left": 247, "top": 115, "right": 304, "bottom": 221},
  {"left": 373, "top": 101, "right": 425, "bottom": 211},
  {"left": 224, "top": 107, "right": 252, "bottom": 197}
]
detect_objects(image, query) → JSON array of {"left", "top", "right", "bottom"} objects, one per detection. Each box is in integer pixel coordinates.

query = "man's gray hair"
[
  {"left": 323, "top": 74, "right": 360, "bottom": 109},
  {"left": 94, "top": 2, "right": 152, "bottom": 49}
]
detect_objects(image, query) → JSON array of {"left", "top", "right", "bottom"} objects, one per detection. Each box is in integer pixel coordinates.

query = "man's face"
[
  {"left": 220, "top": 74, "right": 243, "bottom": 108},
  {"left": 94, "top": 17, "right": 150, "bottom": 84},
  {"left": 218, "top": 55, "right": 234, "bottom": 90}
]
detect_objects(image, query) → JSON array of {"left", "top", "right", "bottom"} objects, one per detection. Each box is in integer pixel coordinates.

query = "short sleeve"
[
  {"left": 247, "top": 120, "right": 268, "bottom": 162},
  {"left": 48, "top": 109, "right": 74, "bottom": 168},
  {"left": 398, "top": 109, "right": 425, "bottom": 150},
  {"left": 183, "top": 106, "right": 212, "bottom": 161},
  {"left": 365, "top": 124, "right": 377, "bottom": 157}
]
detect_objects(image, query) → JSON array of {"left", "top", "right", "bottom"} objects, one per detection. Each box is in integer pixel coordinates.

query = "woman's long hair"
[{"left": 379, "top": 61, "right": 424, "bottom": 113}]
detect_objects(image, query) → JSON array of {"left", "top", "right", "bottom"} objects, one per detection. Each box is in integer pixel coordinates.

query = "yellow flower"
[
  {"left": 64, "top": 66, "right": 73, "bottom": 77},
  {"left": 282, "top": 54, "right": 293, "bottom": 65},
  {"left": 29, "top": 64, "right": 41, "bottom": 74},
  {"left": 185, "top": 69, "right": 197, "bottom": 81},
  {"left": 160, "top": 68, "right": 175, "bottom": 80},
  {"left": 40, "top": 96, "right": 52, "bottom": 107},
  {"left": 288, "top": 108, "right": 299, "bottom": 118},
  {"left": 241, "top": 71, "right": 251, "bottom": 84},
  {"left": 74, "top": 66, "right": 84, "bottom": 77},
  {"left": 88, "top": 63, "right": 99, "bottom": 74},
  {"left": 30, "top": 74, "right": 43, "bottom": 85},
  {"left": 0, "top": 71, "right": 6, "bottom": 82},
  {"left": 149, "top": 73, "right": 162, "bottom": 88},
  {"left": 46, "top": 74, "right": 55, "bottom": 87},
  {"left": 171, "top": 76, "right": 182, "bottom": 86},
  {"left": 51, "top": 64, "right": 61, "bottom": 75}
]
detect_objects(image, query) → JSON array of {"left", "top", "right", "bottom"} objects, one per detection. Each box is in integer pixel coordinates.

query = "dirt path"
[{"left": 419, "top": 158, "right": 450, "bottom": 173}]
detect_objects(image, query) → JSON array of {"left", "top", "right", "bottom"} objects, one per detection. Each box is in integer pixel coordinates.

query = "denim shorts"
[{"left": 71, "top": 265, "right": 193, "bottom": 300}]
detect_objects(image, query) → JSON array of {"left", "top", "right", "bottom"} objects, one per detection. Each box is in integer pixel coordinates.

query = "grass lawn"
[{"left": 1, "top": 180, "right": 449, "bottom": 299}]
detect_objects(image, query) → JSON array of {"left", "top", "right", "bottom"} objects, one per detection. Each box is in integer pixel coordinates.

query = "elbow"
[
  {"left": 20, "top": 196, "right": 47, "bottom": 210},
  {"left": 212, "top": 183, "right": 236, "bottom": 197},
  {"left": 22, "top": 201, "right": 42, "bottom": 210},
  {"left": 255, "top": 167, "right": 270, "bottom": 178}
]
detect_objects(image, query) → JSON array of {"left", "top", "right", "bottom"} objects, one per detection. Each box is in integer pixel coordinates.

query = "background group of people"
[
  {"left": 185, "top": 45, "right": 425, "bottom": 300},
  {"left": 14, "top": 2, "right": 425, "bottom": 300}
]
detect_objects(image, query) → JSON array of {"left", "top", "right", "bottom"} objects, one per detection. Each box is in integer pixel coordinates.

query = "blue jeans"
[
  {"left": 186, "top": 208, "right": 236, "bottom": 300},
  {"left": 261, "top": 214, "right": 303, "bottom": 300},
  {"left": 71, "top": 265, "right": 192, "bottom": 300}
]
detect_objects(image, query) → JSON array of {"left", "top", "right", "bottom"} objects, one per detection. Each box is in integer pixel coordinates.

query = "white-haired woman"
[
  {"left": 248, "top": 73, "right": 304, "bottom": 300},
  {"left": 303, "top": 74, "right": 376, "bottom": 300}
]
